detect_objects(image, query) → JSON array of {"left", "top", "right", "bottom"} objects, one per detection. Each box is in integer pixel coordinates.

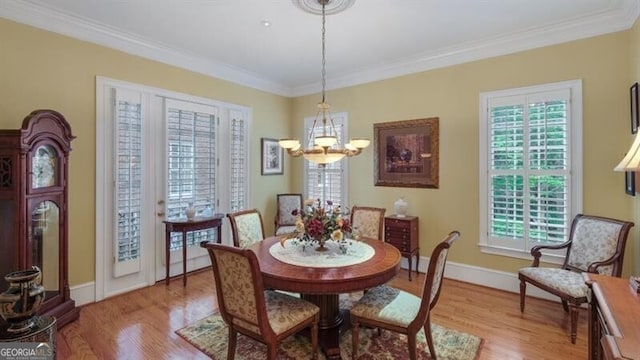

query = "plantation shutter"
[
  {"left": 165, "top": 99, "right": 218, "bottom": 250},
  {"left": 487, "top": 89, "right": 571, "bottom": 247},
  {"left": 113, "top": 88, "right": 143, "bottom": 277},
  {"left": 229, "top": 109, "right": 248, "bottom": 212}
]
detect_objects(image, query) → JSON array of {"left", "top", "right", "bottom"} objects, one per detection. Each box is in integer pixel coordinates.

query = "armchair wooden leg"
[
  {"left": 569, "top": 304, "right": 579, "bottom": 344},
  {"left": 519, "top": 280, "right": 526, "bottom": 312}
]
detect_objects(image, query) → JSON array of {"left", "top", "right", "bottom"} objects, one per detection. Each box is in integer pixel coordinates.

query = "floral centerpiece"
[{"left": 280, "top": 198, "right": 353, "bottom": 252}]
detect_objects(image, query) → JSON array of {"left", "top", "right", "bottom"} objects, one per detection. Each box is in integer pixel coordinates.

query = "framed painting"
[
  {"left": 631, "top": 82, "right": 638, "bottom": 134},
  {"left": 374, "top": 118, "right": 439, "bottom": 188},
  {"left": 261, "top": 138, "right": 283, "bottom": 175}
]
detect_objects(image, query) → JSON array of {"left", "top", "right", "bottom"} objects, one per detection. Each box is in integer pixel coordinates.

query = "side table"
[
  {"left": 163, "top": 214, "right": 224, "bottom": 286},
  {"left": 1, "top": 316, "right": 56, "bottom": 357},
  {"left": 384, "top": 215, "right": 419, "bottom": 280}
]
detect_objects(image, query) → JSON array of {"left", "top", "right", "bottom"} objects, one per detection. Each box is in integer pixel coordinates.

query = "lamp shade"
[{"left": 614, "top": 133, "right": 640, "bottom": 171}]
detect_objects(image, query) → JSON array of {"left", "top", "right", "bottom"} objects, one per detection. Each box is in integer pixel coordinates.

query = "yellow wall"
[
  {"left": 292, "top": 31, "right": 638, "bottom": 276},
  {"left": 0, "top": 18, "right": 293, "bottom": 286},
  {"left": 2, "top": 16, "right": 638, "bottom": 288},
  {"left": 629, "top": 19, "right": 640, "bottom": 276}
]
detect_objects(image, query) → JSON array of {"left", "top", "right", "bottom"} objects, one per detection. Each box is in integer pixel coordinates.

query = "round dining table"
[{"left": 249, "top": 236, "right": 401, "bottom": 359}]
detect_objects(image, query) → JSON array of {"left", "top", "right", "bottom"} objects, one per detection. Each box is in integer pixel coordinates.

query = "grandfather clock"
[{"left": 0, "top": 109, "right": 79, "bottom": 328}]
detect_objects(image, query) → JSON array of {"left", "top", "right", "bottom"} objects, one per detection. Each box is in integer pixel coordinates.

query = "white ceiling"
[{"left": 1, "top": 0, "right": 638, "bottom": 96}]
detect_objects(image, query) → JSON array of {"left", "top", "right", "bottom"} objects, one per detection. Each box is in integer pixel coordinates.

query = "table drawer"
[
  {"left": 385, "top": 228, "right": 410, "bottom": 238},
  {"left": 385, "top": 218, "right": 412, "bottom": 229}
]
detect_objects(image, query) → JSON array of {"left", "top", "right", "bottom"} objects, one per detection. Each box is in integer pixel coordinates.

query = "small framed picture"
[
  {"left": 261, "top": 138, "right": 283, "bottom": 175},
  {"left": 631, "top": 82, "right": 638, "bottom": 134},
  {"left": 625, "top": 171, "right": 635, "bottom": 196}
]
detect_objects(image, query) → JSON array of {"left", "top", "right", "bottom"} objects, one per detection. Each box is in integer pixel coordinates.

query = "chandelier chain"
[{"left": 321, "top": 2, "right": 326, "bottom": 104}]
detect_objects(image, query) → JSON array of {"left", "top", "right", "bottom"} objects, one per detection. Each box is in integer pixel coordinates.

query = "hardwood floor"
[{"left": 56, "top": 269, "right": 588, "bottom": 359}]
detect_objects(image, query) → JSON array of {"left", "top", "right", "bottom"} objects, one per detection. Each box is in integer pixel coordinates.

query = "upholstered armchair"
[
  {"left": 227, "top": 209, "right": 266, "bottom": 248},
  {"left": 350, "top": 206, "right": 386, "bottom": 241},
  {"left": 201, "top": 242, "right": 319, "bottom": 360},
  {"left": 350, "top": 231, "right": 460, "bottom": 360},
  {"left": 518, "top": 213, "right": 633, "bottom": 344},
  {"left": 274, "top": 193, "right": 303, "bottom": 236}
]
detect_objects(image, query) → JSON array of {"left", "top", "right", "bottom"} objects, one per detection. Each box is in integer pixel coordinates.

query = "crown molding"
[
  {"left": 293, "top": 0, "right": 640, "bottom": 96},
  {"left": 2, "top": 0, "right": 638, "bottom": 98},
  {"left": 0, "top": 0, "right": 294, "bottom": 97}
]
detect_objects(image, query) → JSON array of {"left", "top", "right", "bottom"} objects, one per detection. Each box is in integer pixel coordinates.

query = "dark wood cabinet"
[
  {"left": 384, "top": 215, "right": 419, "bottom": 280},
  {"left": 584, "top": 273, "right": 640, "bottom": 360},
  {"left": 0, "top": 110, "right": 79, "bottom": 328}
]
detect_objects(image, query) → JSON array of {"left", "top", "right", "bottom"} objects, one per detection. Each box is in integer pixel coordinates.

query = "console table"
[
  {"left": 163, "top": 214, "right": 224, "bottom": 286},
  {"left": 584, "top": 273, "right": 640, "bottom": 360},
  {"left": 384, "top": 215, "right": 419, "bottom": 280}
]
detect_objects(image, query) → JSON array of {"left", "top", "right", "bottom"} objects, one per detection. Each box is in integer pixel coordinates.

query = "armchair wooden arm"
[{"left": 529, "top": 240, "right": 571, "bottom": 267}]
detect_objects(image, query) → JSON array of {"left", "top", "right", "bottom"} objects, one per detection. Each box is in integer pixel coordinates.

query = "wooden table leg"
[
  {"left": 165, "top": 229, "right": 171, "bottom": 286},
  {"left": 301, "top": 294, "right": 348, "bottom": 359},
  {"left": 182, "top": 230, "right": 187, "bottom": 286}
]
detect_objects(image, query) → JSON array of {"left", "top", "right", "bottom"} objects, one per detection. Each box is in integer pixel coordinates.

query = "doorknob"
[
  {"left": 157, "top": 200, "right": 165, "bottom": 205},
  {"left": 157, "top": 212, "right": 165, "bottom": 217}
]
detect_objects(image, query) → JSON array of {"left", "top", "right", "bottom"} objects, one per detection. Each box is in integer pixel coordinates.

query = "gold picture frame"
[{"left": 374, "top": 118, "right": 439, "bottom": 188}]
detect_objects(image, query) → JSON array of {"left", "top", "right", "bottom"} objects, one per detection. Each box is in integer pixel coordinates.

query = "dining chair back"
[
  {"left": 350, "top": 206, "right": 386, "bottom": 241},
  {"left": 274, "top": 193, "right": 303, "bottom": 236},
  {"left": 518, "top": 213, "right": 633, "bottom": 343},
  {"left": 350, "top": 230, "right": 460, "bottom": 360},
  {"left": 227, "top": 209, "right": 266, "bottom": 248},
  {"left": 201, "top": 242, "right": 319, "bottom": 359}
]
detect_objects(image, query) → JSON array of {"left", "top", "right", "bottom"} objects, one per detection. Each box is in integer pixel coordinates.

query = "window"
[
  {"left": 303, "top": 112, "right": 349, "bottom": 208},
  {"left": 479, "top": 80, "right": 582, "bottom": 260}
]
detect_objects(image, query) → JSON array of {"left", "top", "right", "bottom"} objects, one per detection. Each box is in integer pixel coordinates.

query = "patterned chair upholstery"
[
  {"left": 518, "top": 214, "right": 633, "bottom": 344},
  {"left": 350, "top": 231, "right": 460, "bottom": 360},
  {"left": 201, "top": 242, "right": 319, "bottom": 360},
  {"left": 274, "top": 193, "right": 303, "bottom": 236},
  {"left": 227, "top": 209, "right": 266, "bottom": 248},
  {"left": 350, "top": 206, "right": 386, "bottom": 241}
]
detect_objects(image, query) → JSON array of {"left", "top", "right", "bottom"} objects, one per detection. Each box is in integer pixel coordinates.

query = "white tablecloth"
[{"left": 269, "top": 239, "right": 375, "bottom": 268}]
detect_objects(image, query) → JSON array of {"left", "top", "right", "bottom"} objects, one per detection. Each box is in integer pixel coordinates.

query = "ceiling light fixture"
[{"left": 280, "top": 0, "right": 369, "bottom": 165}]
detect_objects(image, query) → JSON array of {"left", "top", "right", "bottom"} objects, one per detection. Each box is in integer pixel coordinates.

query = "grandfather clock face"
[{"left": 32, "top": 145, "right": 58, "bottom": 189}]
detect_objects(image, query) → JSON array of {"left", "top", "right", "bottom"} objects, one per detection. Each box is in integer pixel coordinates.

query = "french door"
[{"left": 96, "top": 77, "right": 250, "bottom": 300}]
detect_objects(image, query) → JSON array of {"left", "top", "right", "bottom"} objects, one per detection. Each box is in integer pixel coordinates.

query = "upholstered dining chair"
[
  {"left": 518, "top": 213, "right": 633, "bottom": 344},
  {"left": 350, "top": 231, "right": 460, "bottom": 360},
  {"left": 201, "top": 242, "right": 319, "bottom": 360},
  {"left": 274, "top": 193, "right": 303, "bottom": 236},
  {"left": 350, "top": 206, "right": 386, "bottom": 241},
  {"left": 227, "top": 209, "right": 266, "bottom": 248}
]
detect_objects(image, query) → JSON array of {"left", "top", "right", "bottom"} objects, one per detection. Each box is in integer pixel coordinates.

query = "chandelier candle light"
[{"left": 279, "top": 0, "right": 369, "bottom": 165}]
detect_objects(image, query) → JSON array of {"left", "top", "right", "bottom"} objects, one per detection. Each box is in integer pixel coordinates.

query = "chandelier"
[{"left": 279, "top": 0, "right": 369, "bottom": 165}]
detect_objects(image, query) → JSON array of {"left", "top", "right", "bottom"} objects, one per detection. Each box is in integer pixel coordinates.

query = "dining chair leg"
[
  {"left": 408, "top": 332, "right": 418, "bottom": 360},
  {"left": 351, "top": 319, "right": 360, "bottom": 359},
  {"left": 311, "top": 319, "right": 318, "bottom": 360},
  {"left": 267, "top": 343, "right": 278, "bottom": 360},
  {"left": 227, "top": 328, "right": 237, "bottom": 360},
  {"left": 424, "top": 315, "right": 437, "bottom": 360}
]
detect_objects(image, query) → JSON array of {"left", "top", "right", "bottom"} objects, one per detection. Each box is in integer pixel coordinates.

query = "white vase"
[
  {"left": 185, "top": 203, "right": 196, "bottom": 221},
  {"left": 394, "top": 198, "right": 408, "bottom": 217}
]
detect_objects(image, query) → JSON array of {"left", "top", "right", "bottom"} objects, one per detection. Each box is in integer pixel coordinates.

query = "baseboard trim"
[
  {"left": 400, "top": 255, "right": 560, "bottom": 302},
  {"left": 73, "top": 257, "right": 560, "bottom": 307}
]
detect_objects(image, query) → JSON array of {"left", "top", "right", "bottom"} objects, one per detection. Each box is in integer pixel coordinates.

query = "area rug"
[{"left": 176, "top": 311, "right": 482, "bottom": 360}]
